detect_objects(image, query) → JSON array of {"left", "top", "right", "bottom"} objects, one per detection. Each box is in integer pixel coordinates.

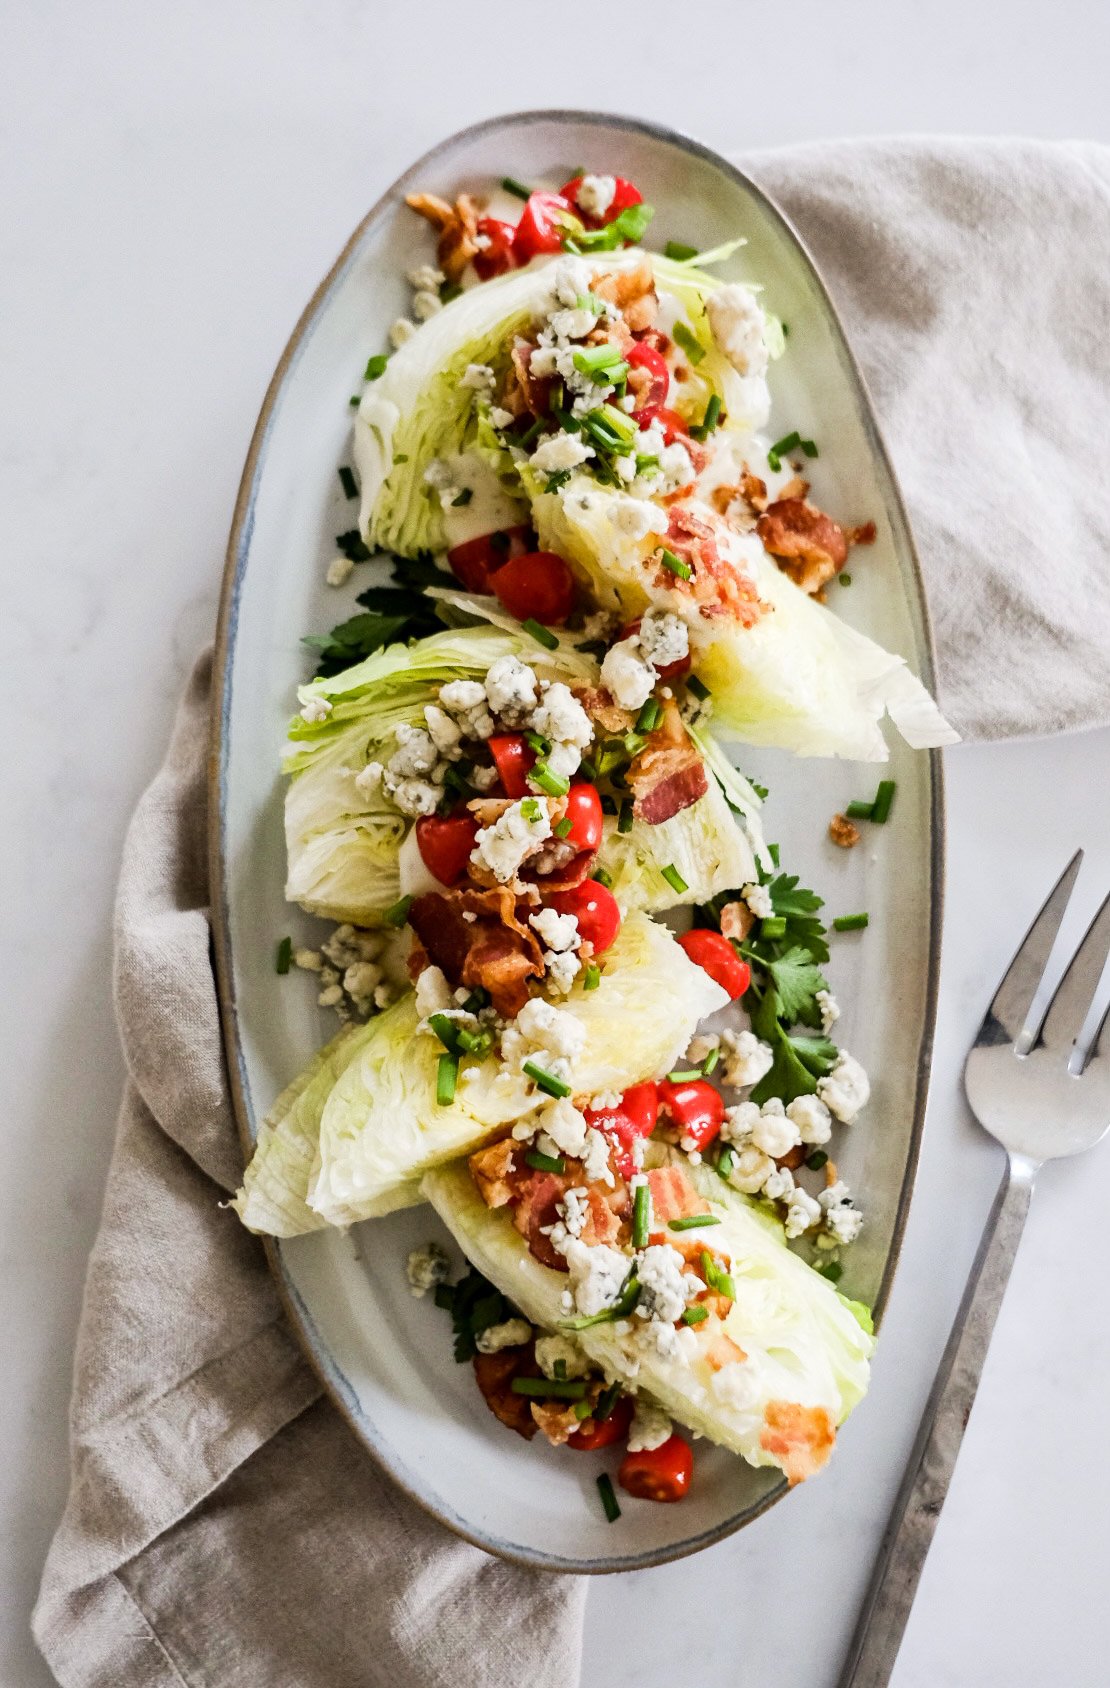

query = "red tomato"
[
  {"left": 491, "top": 550, "right": 576, "bottom": 625},
  {"left": 474, "top": 217, "right": 518, "bottom": 281},
  {"left": 658, "top": 1077, "right": 725, "bottom": 1152},
  {"left": 567, "top": 1393, "right": 633, "bottom": 1451},
  {"left": 618, "top": 1434, "right": 694, "bottom": 1502},
  {"left": 676, "top": 929, "right": 751, "bottom": 1001},
  {"left": 488, "top": 734, "right": 535, "bottom": 799},
  {"left": 633, "top": 404, "right": 690, "bottom": 445},
  {"left": 545, "top": 879, "right": 621, "bottom": 954},
  {"left": 513, "top": 192, "right": 573, "bottom": 262},
  {"left": 447, "top": 525, "right": 531, "bottom": 595},
  {"left": 620, "top": 616, "right": 691, "bottom": 682},
  {"left": 414, "top": 813, "right": 478, "bottom": 887},
  {"left": 585, "top": 1079, "right": 660, "bottom": 1176},
  {"left": 559, "top": 175, "right": 643, "bottom": 229},
  {"left": 620, "top": 1081, "right": 660, "bottom": 1137},
  {"left": 561, "top": 783, "right": 603, "bottom": 853},
  {"left": 626, "top": 343, "right": 670, "bottom": 411}
]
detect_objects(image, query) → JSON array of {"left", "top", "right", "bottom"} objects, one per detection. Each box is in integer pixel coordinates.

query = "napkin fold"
[{"left": 34, "top": 135, "right": 1110, "bottom": 1688}]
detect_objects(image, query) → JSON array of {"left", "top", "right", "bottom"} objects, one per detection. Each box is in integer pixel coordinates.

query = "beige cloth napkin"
[{"left": 33, "top": 137, "right": 1110, "bottom": 1688}]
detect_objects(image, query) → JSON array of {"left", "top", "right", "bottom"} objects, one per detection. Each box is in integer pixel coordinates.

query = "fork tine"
[
  {"left": 1087, "top": 997, "right": 1110, "bottom": 1072},
  {"left": 980, "top": 850, "right": 1083, "bottom": 1048},
  {"left": 1035, "top": 888, "right": 1110, "bottom": 1060}
]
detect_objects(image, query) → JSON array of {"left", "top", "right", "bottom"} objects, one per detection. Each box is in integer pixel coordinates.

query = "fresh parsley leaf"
[
  {"left": 562, "top": 202, "right": 655, "bottom": 252},
  {"left": 303, "top": 611, "right": 411, "bottom": 676},
  {"left": 766, "top": 945, "right": 828, "bottom": 1028},
  {"left": 762, "top": 872, "right": 830, "bottom": 965}
]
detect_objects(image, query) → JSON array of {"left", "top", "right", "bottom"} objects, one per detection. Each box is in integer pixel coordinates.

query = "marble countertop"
[{"left": 5, "top": 4, "right": 1110, "bottom": 1683}]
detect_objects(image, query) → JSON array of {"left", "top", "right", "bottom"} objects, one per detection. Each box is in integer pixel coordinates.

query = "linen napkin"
[{"left": 34, "top": 136, "right": 1110, "bottom": 1688}]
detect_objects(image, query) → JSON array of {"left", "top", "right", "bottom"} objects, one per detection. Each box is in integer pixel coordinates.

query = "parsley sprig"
[{"left": 303, "top": 549, "right": 445, "bottom": 675}]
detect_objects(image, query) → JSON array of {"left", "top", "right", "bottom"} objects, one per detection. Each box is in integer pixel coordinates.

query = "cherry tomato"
[
  {"left": 676, "top": 929, "right": 752, "bottom": 1001},
  {"left": 513, "top": 192, "right": 573, "bottom": 262},
  {"left": 620, "top": 616, "right": 691, "bottom": 682},
  {"left": 626, "top": 343, "right": 670, "bottom": 411},
  {"left": 559, "top": 175, "right": 643, "bottom": 229},
  {"left": 491, "top": 550, "right": 576, "bottom": 625},
  {"left": 618, "top": 1434, "right": 694, "bottom": 1502},
  {"left": 585, "top": 1078, "right": 661, "bottom": 1176},
  {"left": 488, "top": 734, "right": 535, "bottom": 799},
  {"left": 619, "top": 1081, "right": 660, "bottom": 1137},
  {"left": 447, "top": 525, "right": 531, "bottom": 595},
  {"left": 561, "top": 782, "right": 604, "bottom": 853},
  {"left": 414, "top": 813, "right": 478, "bottom": 887},
  {"left": 659, "top": 1077, "right": 725, "bottom": 1152},
  {"left": 633, "top": 404, "right": 690, "bottom": 445},
  {"left": 567, "top": 1393, "right": 633, "bottom": 1451},
  {"left": 474, "top": 217, "right": 518, "bottom": 281},
  {"left": 546, "top": 879, "right": 621, "bottom": 954}
]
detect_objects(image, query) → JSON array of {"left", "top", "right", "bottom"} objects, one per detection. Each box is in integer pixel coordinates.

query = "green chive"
[
  {"left": 818, "top": 1261, "right": 843, "bottom": 1284},
  {"left": 520, "top": 796, "right": 541, "bottom": 823},
  {"left": 349, "top": 395, "right": 361, "bottom": 407},
  {"left": 806, "top": 1150, "right": 829, "bottom": 1171},
  {"left": 782, "top": 322, "right": 791, "bottom": 336},
  {"left": 673, "top": 320, "right": 705, "bottom": 365},
  {"left": 522, "top": 617, "right": 559, "bottom": 651},
  {"left": 839, "top": 572, "right": 853, "bottom": 587},
  {"left": 833, "top": 912, "right": 870, "bottom": 932},
  {"left": 523, "top": 1060, "right": 572, "bottom": 1099},
  {"left": 662, "top": 864, "right": 688, "bottom": 894},
  {"left": 530, "top": 763, "right": 570, "bottom": 799},
  {"left": 682, "top": 1304, "right": 709, "bottom": 1325},
  {"left": 717, "top": 1144, "right": 734, "bottom": 1181},
  {"left": 427, "top": 1012, "right": 462, "bottom": 1054},
  {"left": 703, "top": 1048, "right": 720, "bottom": 1076},
  {"left": 572, "top": 341, "right": 625, "bottom": 374},
  {"left": 668, "top": 1214, "right": 722, "bottom": 1232},
  {"left": 364, "top": 353, "right": 389, "bottom": 380},
  {"left": 451, "top": 487, "right": 473, "bottom": 507},
  {"left": 338, "top": 465, "right": 358, "bottom": 499},
  {"left": 383, "top": 894, "right": 413, "bottom": 927},
  {"left": 440, "top": 281, "right": 462, "bottom": 305},
  {"left": 275, "top": 936, "right": 293, "bottom": 974},
  {"left": 597, "top": 1473, "right": 621, "bottom": 1523},
  {"left": 554, "top": 816, "right": 573, "bottom": 839},
  {"left": 501, "top": 175, "right": 533, "bottom": 201},
  {"left": 715, "top": 1271, "right": 736, "bottom": 1300},
  {"left": 574, "top": 1399, "right": 593, "bottom": 1421},
  {"left": 659, "top": 547, "right": 693, "bottom": 581},
  {"left": 554, "top": 1358, "right": 567, "bottom": 1380},
  {"left": 516, "top": 416, "right": 544, "bottom": 449},
  {"left": 690, "top": 393, "right": 722, "bottom": 440},
  {"left": 632, "top": 1182, "right": 652, "bottom": 1250},
  {"left": 592, "top": 865, "right": 613, "bottom": 889},
  {"left": 617, "top": 798, "right": 635, "bottom": 835},
  {"left": 510, "top": 1376, "right": 587, "bottom": 1399},
  {"left": 456, "top": 1028, "right": 493, "bottom": 1057},
  {"left": 845, "top": 800, "right": 875, "bottom": 820},
  {"left": 525, "top": 1148, "right": 566, "bottom": 1174},
  {"left": 622, "top": 731, "right": 647, "bottom": 757},
  {"left": 595, "top": 1382, "right": 621, "bottom": 1421},
  {"left": 667, "top": 1070, "right": 703, "bottom": 1083},
  {"left": 436, "top": 1052, "right": 458, "bottom": 1105},
  {"left": 525, "top": 730, "right": 551, "bottom": 754},
  {"left": 760, "top": 916, "right": 787, "bottom": 939},
  {"left": 562, "top": 1271, "right": 640, "bottom": 1329},
  {"left": 687, "top": 675, "right": 710, "bottom": 702},
  {"left": 635, "top": 697, "right": 662, "bottom": 733},
  {"left": 871, "top": 779, "right": 896, "bottom": 824},
  {"left": 770, "top": 430, "right": 801, "bottom": 463},
  {"left": 583, "top": 962, "right": 601, "bottom": 991},
  {"left": 801, "top": 438, "right": 819, "bottom": 458},
  {"left": 393, "top": 453, "right": 409, "bottom": 464},
  {"left": 665, "top": 240, "right": 699, "bottom": 262},
  {"left": 462, "top": 986, "right": 489, "bottom": 1013}
]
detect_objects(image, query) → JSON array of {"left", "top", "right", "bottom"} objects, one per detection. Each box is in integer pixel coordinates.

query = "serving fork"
[{"left": 840, "top": 851, "right": 1110, "bottom": 1688}]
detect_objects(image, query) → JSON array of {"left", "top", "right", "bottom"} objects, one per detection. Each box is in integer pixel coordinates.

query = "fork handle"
[{"left": 837, "top": 1153, "right": 1037, "bottom": 1688}]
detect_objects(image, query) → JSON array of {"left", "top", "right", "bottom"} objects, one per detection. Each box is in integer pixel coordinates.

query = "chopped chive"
[
  {"left": 520, "top": 796, "right": 542, "bottom": 823},
  {"left": 275, "top": 936, "right": 293, "bottom": 974},
  {"left": 703, "top": 1048, "right": 720, "bottom": 1076},
  {"left": 525, "top": 1148, "right": 567, "bottom": 1174},
  {"left": 665, "top": 240, "right": 699, "bottom": 261},
  {"left": 668, "top": 1214, "right": 722, "bottom": 1232},
  {"left": 595, "top": 1382, "right": 621, "bottom": 1421},
  {"left": 383, "top": 894, "right": 413, "bottom": 927},
  {"left": 690, "top": 393, "right": 722, "bottom": 440},
  {"left": 635, "top": 698, "right": 662, "bottom": 734},
  {"left": 462, "top": 986, "right": 490, "bottom": 1013},
  {"left": 501, "top": 175, "right": 533, "bottom": 201},
  {"left": 599, "top": 794, "right": 618, "bottom": 816},
  {"left": 686, "top": 674, "right": 710, "bottom": 702},
  {"left": 839, "top": 572, "right": 853, "bottom": 587},
  {"left": 433, "top": 1283, "right": 455, "bottom": 1311},
  {"left": 667, "top": 1069, "right": 703, "bottom": 1083},
  {"left": 782, "top": 322, "right": 790, "bottom": 337},
  {"left": 572, "top": 341, "right": 625, "bottom": 374},
  {"left": 682, "top": 1304, "right": 710, "bottom": 1325},
  {"left": 440, "top": 281, "right": 462, "bottom": 305},
  {"left": 554, "top": 1358, "right": 567, "bottom": 1380},
  {"left": 583, "top": 962, "right": 601, "bottom": 991},
  {"left": 833, "top": 912, "right": 870, "bottom": 932},
  {"left": 715, "top": 1271, "right": 736, "bottom": 1300},
  {"left": 818, "top": 1261, "right": 844, "bottom": 1283},
  {"left": 364, "top": 353, "right": 389, "bottom": 381},
  {"left": 554, "top": 816, "right": 574, "bottom": 839},
  {"left": 456, "top": 1027, "right": 493, "bottom": 1057},
  {"left": 349, "top": 395, "right": 361, "bottom": 408},
  {"left": 760, "top": 916, "right": 787, "bottom": 939},
  {"left": 530, "top": 763, "right": 570, "bottom": 798},
  {"left": 427, "top": 1012, "right": 462, "bottom": 1054},
  {"left": 522, "top": 617, "right": 559, "bottom": 650},
  {"left": 617, "top": 798, "right": 635, "bottom": 835},
  {"left": 871, "top": 779, "right": 896, "bottom": 824},
  {"left": 393, "top": 453, "right": 409, "bottom": 464},
  {"left": 338, "top": 465, "right": 358, "bottom": 499},
  {"left": 563, "top": 1270, "right": 640, "bottom": 1328},
  {"left": 574, "top": 1399, "right": 594, "bottom": 1421},
  {"left": 436, "top": 1052, "right": 458, "bottom": 1105},
  {"left": 672, "top": 320, "right": 706, "bottom": 365},
  {"left": 661, "top": 863, "right": 688, "bottom": 894},
  {"left": 335, "top": 528, "right": 372, "bottom": 561},
  {"left": 523, "top": 1060, "right": 572, "bottom": 1099},
  {"left": 592, "top": 865, "right": 613, "bottom": 889},
  {"left": 597, "top": 1473, "right": 621, "bottom": 1523},
  {"left": 516, "top": 416, "right": 544, "bottom": 448},
  {"left": 801, "top": 438, "right": 819, "bottom": 458},
  {"left": 525, "top": 729, "right": 551, "bottom": 754},
  {"left": 632, "top": 1182, "right": 652, "bottom": 1250},
  {"left": 510, "top": 1376, "right": 587, "bottom": 1399},
  {"left": 622, "top": 731, "right": 647, "bottom": 757},
  {"left": 451, "top": 487, "right": 473, "bottom": 507},
  {"left": 845, "top": 800, "right": 875, "bottom": 820},
  {"left": 717, "top": 1144, "right": 734, "bottom": 1181},
  {"left": 806, "top": 1150, "right": 829, "bottom": 1171},
  {"left": 659, "top": 547, "right": 693, "bottom": 581}
]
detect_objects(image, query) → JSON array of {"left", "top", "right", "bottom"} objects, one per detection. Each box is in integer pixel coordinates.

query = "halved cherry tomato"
[
  {"left": 676, "top": 929, "right": 751, "bottom": 1001},
  {"left": 620, "top": 616, "right": 691, "bottom": 682},
  {"left": 626, "top": 342, "right": 670, "bottom": 411},
  {"left": 585, "top": 1079, "right": 660, "bottom": 1176},
  {"left": 658, "top": 1077, "right": 725, "bottom": 1152},
  {"left": 633, "top": 404, "right": 690, "bottom": 445},
  {"left": 474, "top": 217, "right": 518, "bottom": 281},
  {"left": 618, "top": 1433, "right": 694, "bottom": 1502},
  {"left": 545, "top": 879, "right": 621, "bottom": 954},
  {"left": 488, "top": 734, "right": 535, "bottom": 799},
  {"left": 559, "top": 175, "right": 643, "bottom": 230},
  {"left": 619, "top": 1081, "right": 660, "bottom": 1137},
  {"left": 447, "top": 525, "right": 531, "bottom": 595},
  {"left": 567, "top": 1393, "right": 633, "bottom": 1451},
  {"left": 513, "top": 192, "right": 573, "bottom": 262},
  {"left": 491, "top": 550, "right": 576, "bottom": 625},
  {"left": 414, "top": 813, "right": 478, "bottom": 887},
  {"left": 561, "top": 782, "right": 604, "bottom": 854}
]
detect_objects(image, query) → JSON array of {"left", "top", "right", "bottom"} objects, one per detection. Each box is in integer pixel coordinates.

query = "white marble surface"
[{"left": 4, "top": 4, "right": 1110, "bottom": 1683}]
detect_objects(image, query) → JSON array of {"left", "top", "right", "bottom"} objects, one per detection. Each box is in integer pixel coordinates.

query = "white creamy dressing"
[{"left": 439, "top": 449, "right": 528, "bottom": 549}]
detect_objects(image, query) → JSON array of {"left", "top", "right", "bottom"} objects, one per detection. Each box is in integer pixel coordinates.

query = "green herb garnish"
[
  {"left": 525, "top": 1148, "right": 567, "bottom": 1174},
  {"left": 833, "top": 912, "right": 870, "bottom": 932},
  {"left": 522, "top": 617, "right": 559, "bottom": 650},
  {"left": 665, "top": 240, "right": 699, "bottom": 261},
  {"left": 338, "top": 465, "right": 358, "bottom": 499},
  {"left": 364, "top": 353, "right": 389, "bottom": 381},
  {"left": 436, "top": 1052, "right": 458, "bottom": 1105},
  {"left": 597, "top": 1473, "right": 621, "bottom": 1522},
  {"left": 668, "top": 1214, "right": 722, "bottom": 1232},
  {"left": 662, "top": 864, "right": 688, "bottom": 894},
  {"left": 659, "top": 547, "right": 692, "bottom": 581},
  {"left": 523, "top": 1060, "right": 572, "bottom": 1099},
  {"left": 672, "top": 320, "right": 705, "bottom": 365},
  {"left": 501, "top": 175, "right": 533, "bottom": 200},
  {"left": 275, "top": 936, "right": 293, "bottom": 974}
]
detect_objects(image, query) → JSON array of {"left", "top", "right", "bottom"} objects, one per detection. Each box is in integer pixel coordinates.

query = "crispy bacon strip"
[
  {"left": 757, "top": 497, "right": 876, "bottom": 597},
  {"left": 575, "top": 685, "right": 637, "bottom": 737},
  {"left": 592, "top": 261, "right": 658, "bottom": 333},
  {"left": 405, "top": 191, "right": 485, "bottom": 283},
  {"left": 760, "top": 1400, "right": 836, "bottom": 1485},
  {"left": 469, "top": 1138, "right": 517, "bottom": 1208},
  {"left": 704, "top": 1333, "right": 748, "bottom": 1372},
  {"left": 663, "top": 506, "right": 765, "bottom": 626},
  {"left": 646, "top": 1165, "right": 710, "bottom": 1223},
  {"left": 473, "top": 1348, "right": 540, "bottom": 1440},
  {"left": 408, "top": 888, "right": 543, "bottom": 1017},
  {"left": 627, "top": 697, "right": 709, "bottom": 825},
  {"left": 530, "top": 1400, "right": 582, "bottom": 1446}
]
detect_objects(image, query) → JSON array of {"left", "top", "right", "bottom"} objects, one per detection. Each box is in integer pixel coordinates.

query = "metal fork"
[{"left": 839, "top": 852, "right": 1110, "bottom": 1688}]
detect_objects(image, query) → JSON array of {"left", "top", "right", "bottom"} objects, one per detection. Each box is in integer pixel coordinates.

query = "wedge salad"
[{"left": 236, "top": 165, "right": 954, "bottom": 1515}]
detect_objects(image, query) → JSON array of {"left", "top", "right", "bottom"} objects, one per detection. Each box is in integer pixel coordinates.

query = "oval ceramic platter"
[{"left": 210, "top": 110, "right": 944, "bottom": 1572}]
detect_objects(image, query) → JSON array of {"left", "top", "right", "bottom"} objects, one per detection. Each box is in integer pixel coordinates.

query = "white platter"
[{"left": 210, "top": 109, "right": 944, "bottom": 1572}]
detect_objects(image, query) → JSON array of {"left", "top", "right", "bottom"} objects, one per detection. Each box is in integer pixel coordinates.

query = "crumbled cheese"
[
  {"left": 406, "top": 1241, "right": 449, "bottom": 1297},
  {"left": 741, "top": 882, "right": 774, "bottom": 921},
  {"left": 709, "top": 1356, "right": 762, "bottom": 1413},
  {"left": 532, "top": 681, "right": 593, "bottom": 750},
  {"left": 588, "top": 1090, "right": 622, "bottom": 1113},
  {"left": 816, "top": 989, "right": 840, "bottom": 1035},
  {"left": 719, "top": 1029, "right": 775, "bottom": 1090},
  {"left": 538, "top": 741, "right": 581, "bottom": 783},
  {"left": 638, "top": 612, "right": 689, "bottom": 673},
  {"left": 824, "top": 1203, "right": 864, "bottom": 1245},
  {"left": 411, "top": 289, "right": 442, "bottom": 321},
  {"left": 762, "top": 1165, "right": 795, "bottom": 1203},
  {"left": 539, "top": 1097, "right": 589, "bottom": 1159},
  {"left": 635, "top": 1244, "right": 692, "bottom": 1325},
  {"left": 627, "top": 1397, "right": 672, "bottom": 1453},
  {"left": 407, "top": 263, "right": 444, "bottom": 291},
  {"left": 423, "top": 703, "right": 464, "bottom": 759},
  {"left": 389, "top": 317, "right": 416, "bottom": 348},
  {"left": 534, "top": 1333, "right": 589, "bottom": 1380},
  {"left": 562, "top": 1238, "right": 629, "bottom": 1317},
  {"left": 784, "top": 1185, "right": 823, "bottom": 1239},
  {"left": 557, "top": 1186, "right": 591, "bottom": 1239},
  {"left": 438, "top": 677, "right": 496, "bottom": 743},
  {"left": 549, "top": 305, "right": 599, "bottom": 341},
  {"left": 609, "top": 495, "right": 661, "bottom": 540},
  {"left": 343, "top": 961, "right": 383, "bottom": 1014},
  {"left": 786, "top": 1094, "right": 833, "bottom": 1146},
  {"left": 817, "top": 1050, "right": 871, "bottom": 1123},
  {"left": 489, "top": 405, "right": 515, "bottom": 430},
  {"left": 548, "top": 257, "right": 594, "bottom": 309},
  {"left": 460, "top": 362, "right": 496, "bottom": 391},
  {"left": 686, "top": 1033, "right": 720, "bottom": 1066},
  {"left": 601, "top": 637, "right": 656, "bottom": 711},
  {"left": 544, "top": 949, "right": 582, "bottom": 995},
  {"left": 299, "top": 694, "right": 332, "bottom": 724},
  {"left": 531, "top": 432, "right": 595, "bottom": 474},
  {"left": 516, "top": 997, "right": 586, "bottom": 1060},
  {"left": 292, "top": 947, "right": 323, "bottom": 972},
  {"left": 575, "top": 173, "right": 617, "bottom": 218},
  {"left": 582, "top": 1127, "right": 615, "bottom": 1187},
  {"left": 414, "top": 965, "right": 453, "bottom": 1019},
  {"left": 326, "top": 554, "right": 354, "bottom": 588},
  {"left": 749, "top": 1102, "right": 801, "bottom": 1160},
  {"left": 705, "top": 285, "right": 769, "bottom": 380},
  {"left": 720, "top": 1100, "right": 761, "bottom": 1146},
  {"left": 484, "top": 654, "right": 540, "bottom": 725},
  {"left": 728, "top": 1144, "right": 775, "bottom": 1194},
  {"left": 471, "top": 795, "right": 552, "bottom": 883},
  {"left": 321, "top": 924, "right": 385, "bottom": 971},
  {"left": 475, "top": 1317, "right": 533, "bottom": 1354},
  {"left": 423, "top": 458, "right": 462, "bottom": 510},
  {"left": 529, "top": 908, "right": 580, "bottom": 952}
]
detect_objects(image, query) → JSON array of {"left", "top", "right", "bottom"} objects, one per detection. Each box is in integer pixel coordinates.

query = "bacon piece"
[
  {"left": 757, "top": 498, "right": 876, "bottom": 597},
  {"left": 406, "top": 190, "right": 485, "bottom": 283},
  {"left": 473, "top": 1348, "right": 540, "bottom": 1440},
  {"left": 663, "top": 506, "right": 765, "bottom": 627},
  {"left": 828, "top": 813, "right": 861, "bottom": 849},
  {"left": 719, "top": 900, "right": 755, "bottom": 943},
  {"left": 510, "top": 341, "right": 554, "bottom": 418},
  {"left": 580, "top": 1186, "right": 623, "bottom": 1246},
  {"left": 592, "top": 261, "right": 658, "bottom": 333},
  {"left": 530, "top": 1400, "right": 582, "bottom": 1446},
  {"left": 469, "top": 1138, "right": 517, "bottom": 1208},
  {"left": 508, "top": 1168, "right": 575, "bottom": 1270},
  {"left": 408, "top": 888, "right": 544, "bottom": 1018},
  {"left": 627, "top": 697, "right": 708, "bottom": 825},
  {"left": 760, "top": 1400, "right": 836, "bottom": 1485},
  {"left": 646, "top": 1165, "right": 710, "bottom": 1224},
  {"left": 575, "top": 685, "right": 637, "bottom": 737},
  {"left": 705, "top": 1333, "right": 748, "bottom": 1372}
]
